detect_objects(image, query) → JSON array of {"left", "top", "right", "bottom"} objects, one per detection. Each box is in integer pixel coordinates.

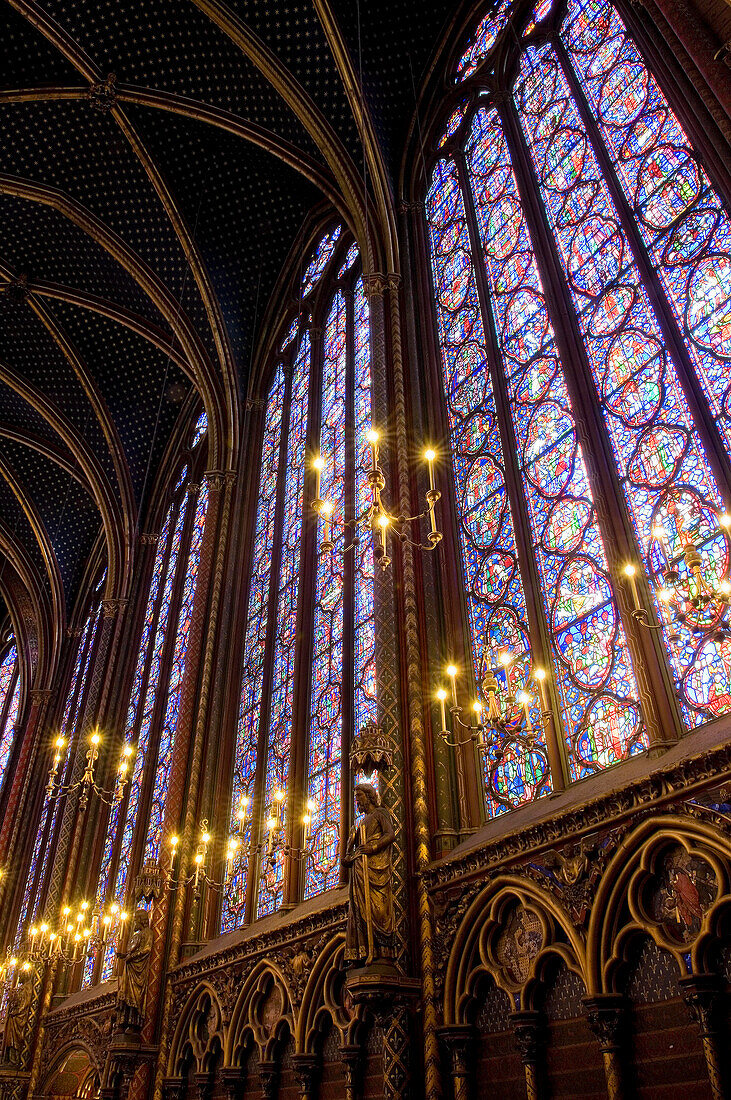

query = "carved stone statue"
[
  {"left": 344, "top": 783, "right": 396, "bottom": 965},
  {"left": 116, "top": 907, "right": 152, "bottom": 1029},
  {"left": 3, "top": 966, "right": 33, "bottom": 1064}
]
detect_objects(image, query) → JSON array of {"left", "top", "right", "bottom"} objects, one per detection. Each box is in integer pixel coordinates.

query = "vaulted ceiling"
[{"left": 0, "top": 0, "right": 460, "bottom": 678}]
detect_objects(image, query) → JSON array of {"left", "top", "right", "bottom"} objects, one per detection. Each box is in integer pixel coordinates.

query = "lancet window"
[
  {"left": 81, "top": 450, "right": 210, "bottom": 985},
  {"left": 221, "top": 230, "right": 376, "bottom": 931},
  {"left": 425, "top": 0, "right": 731, "bottom": 816},
  {"left": 16, "top": 594, "right": 104, "bottom": 942},
  {"left": 0, "top": 641, "right": 20, "bottom": 797}
]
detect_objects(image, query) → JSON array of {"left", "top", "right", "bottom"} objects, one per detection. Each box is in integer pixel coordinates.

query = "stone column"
[
  {"left": 340, "top": 1042, "right": 363, "bottom": 1100},
  {"left": 679, "top": 974, "right": 724, "bottom": 1100},
  {"left": 583, "top": 995, "right": 626, "bottom": 1100},
  {"left": 439, "top": 1026, "right": 476, "bottom": 1100},
  {"left": 510, "top": 1011, "right": 541, "bottom": 1100}
]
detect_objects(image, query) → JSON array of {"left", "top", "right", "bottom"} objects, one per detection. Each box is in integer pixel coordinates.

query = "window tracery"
[
  {"left": 426, "top": 0, "right": 731, "bottom": 814},
  {"left": 221, "top": 231, "right": 374, "bottom": 930},
  {"left": 80, "top": 462, "right": 210, "bottom": 985}
]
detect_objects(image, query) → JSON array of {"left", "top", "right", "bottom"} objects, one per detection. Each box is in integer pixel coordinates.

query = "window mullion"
[
  {"left": 552, "top": 33, "right": 731, "bottom": 499},
  {"left": 243, "top": 363, "right": 295, "bottom": 924},
  {"left": 455, "top": 148, "right": 569, "bottom": 792},
  {"left": 498, "top": 94, "right": 683, "bottom": 747}
]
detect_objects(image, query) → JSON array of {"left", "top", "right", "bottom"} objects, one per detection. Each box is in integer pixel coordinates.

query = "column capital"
[
  {"left": 102, "top": 598, "right": 129, "bottom": 620},
  {"left": 29, "top": 688, "right": 55, "bottom": 707},
  {"left": 140, "top": 532, "right": 160, "bottom": 547},
  {"left": 583, "top": 994, "right": 626, "bottom": 1051},
  {"left": 509, "top": 1009, "right": 541, "bottom": 1065},
  {"left": 678, "top": 974, "right": 720, "bottom": 1036},
  {"left": 204, "top": 469, "right": 237, "bottom": 492},
  {"left": 291, "top": 1054, "right": 319, "bottom": 1099},
  {"left": 362, "top": 272, "right": 388, "bottom": 299}
]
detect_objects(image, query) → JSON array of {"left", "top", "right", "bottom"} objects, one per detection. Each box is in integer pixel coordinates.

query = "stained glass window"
[
  {"left": 17, "top": 604, "right": 100, "bottom": 937},
  {"left": 427, "top": 0, "right": 731, "bottom": 812},
  {"left": 258, "top": 332, "right": 311, "bottom": 917},
  {"left": 220, "top": 366, "right": 286, "bottom": 933},
  {"left": 0, "top": 644, "right": 20, "bottom": 796},
  {"left": 192, "top": 411, "right": 208, "bottom": 448},
  {"left": 96, "top": 473, "right": 210, "bottom": 982},
  {"left": 144, "top": 482, "right": 209, "bottom": 863},
  {"left": 302, "top": 226, "right": 342, "bottom": 296},
  {"left": 304, "top": 292, "right": 347, "bottom": 899},
  {"left": 222, "top": 237, "right": 376, "bottom": 927},
  {"left": 85, "top": 506, "right": 174, "bottom": 985}
]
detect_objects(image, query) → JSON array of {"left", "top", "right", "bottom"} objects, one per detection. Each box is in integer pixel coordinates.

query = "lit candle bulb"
[
  {"left": 720, "top": 512, "right": 731, "bottom": 530},
  {"left": 446, "top": 664, "right": 458, "bottom": 708},
  {"left": 367, "top": 428, "right": 379, "bottom": 475},
  {"left": 39, "top": 922, "right": 48, "bottom": 947},
  {"left": 169, "top": 834, "right": 179, "bottom": 871},
  {"left": 377, "top": 511, "right": 389, "bottom": 553},
  {"left": 624, "top": 563, "right": 640, "bottom": 609},
  {"left": 321, "top": 498, "right": 333, "bottom": 546},
  {"left": 436, "top": 688, "right": 447, "bottom": 732},
  {"left": 29, "top": 927, "right": 38, "bottom": 951},
  {"left": 517, "top": 691, "right": 533, "bottom": 735},
  {"left": 424, "top": 449, "right": 436, "bottom": 492},
  {"left": 313, "top": 456, "right": 324, "bottom": 501},
  {"left": 533, "top": 667, "right": 548, "bottom": 711}
]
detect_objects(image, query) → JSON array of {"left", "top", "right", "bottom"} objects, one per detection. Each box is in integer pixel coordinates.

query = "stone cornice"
[
  {"left": 171, "top": 898, "right": 348, "bottom": 990},
  {"left": 423, "top": 740, "right": 731, "bottom": 891}
]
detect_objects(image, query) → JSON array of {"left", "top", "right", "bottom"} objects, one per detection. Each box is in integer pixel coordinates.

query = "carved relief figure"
[
  {"left": 651, "top": 849, "right": 716, "bottom": 941},
  {"left": 496, "top": 907, "right": 543, "bottom": 984},
  {"left": 344, "top": 783, "right": 396, "bottom": 965},
  {"left": 2, "top": 966, "right": 33, "bottom": 1064},
  {"left": 116, "top": 907, "right": 153, "bottom": 1027}
]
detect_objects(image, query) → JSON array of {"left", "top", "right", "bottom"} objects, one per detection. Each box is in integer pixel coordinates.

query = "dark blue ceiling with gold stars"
[{"left": 0, "top": 0, "right": 452, "bottom": 645}]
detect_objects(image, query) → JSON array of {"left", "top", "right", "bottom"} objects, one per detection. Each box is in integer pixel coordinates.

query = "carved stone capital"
[
  {"left": 678, "top": 975, "right": 720, "bottom": 1038},
  {"left": 292, "top": 1054, "right": 319, "bottom": 1099},
  {"left": 161, "top": 1079, "right": 185, "bottom": 1100},
  {"left": 66, "top": 626, "right": 84, "bottom": 638},
  {"left": 362, "top": 273, "right": 388, "bottom": 300},
  {"left": 29, "top": 688, "right": 54, "bottom": 707},
  {"left": 583, "top": 995, "right": 625, "bottom": 1051},
  {"left": 194, "top": 1073, "right": 213, "bottom": 1100},
  {"left": 510, "top": 1010, "right": 541, "bottom": 1066},
  {"left": 258, "top": 1061, "right": 278, "bottom": 1100},
  {"left": 438, "top": 1025, "right": 476, "bottom": 1076},
  {"left": 102, "top": 598, "right": 128, "bottom": 619},
  {"left": 140, "top": 532, "right": 160, "bottom": 546},
  {"left": 245, "top": 397, "right": 266, "bottom": 413},
  {"left": 204, "top": 469, "right": 236, "bottom": 492},
  {"left": 187, "top": 482, "right": 202, "bottom": 497},
  {"left": 88, "top": 73, "right": 118, "bottom": 112},
  {"left": 220, "top": 1068, "right": 245, "bottom": 1100},
  {"left": 386, "top": 273, "right": 401, "bottom": 293}
]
